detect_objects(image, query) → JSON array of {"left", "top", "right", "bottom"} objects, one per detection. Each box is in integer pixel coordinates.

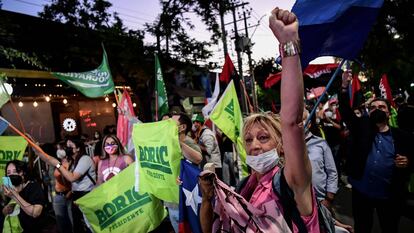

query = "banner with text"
[
  {"left": 132, "top": 119, "right": 182, "bottom": 203},
  {"left": 76, "top": 163, "right": 167, "bottom": 233},
  {"left": 0, "top": 136, "right": 27, "bottom": 184}
]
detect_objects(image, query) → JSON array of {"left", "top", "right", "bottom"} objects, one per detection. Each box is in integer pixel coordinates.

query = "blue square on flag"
[
  {"left": 0, "top": 117, "right": 8, "bottom": 135},
  {"left": 178, "top": 160, "right": 202, "bottom": 233}
]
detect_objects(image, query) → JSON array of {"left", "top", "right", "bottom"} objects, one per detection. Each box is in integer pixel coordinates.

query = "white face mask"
[
  {"left": 56, "top": 149, "right": 66, "bottom": 159},
  {"left": 246, "top": 149, "right": 280, "bottom": 174}
]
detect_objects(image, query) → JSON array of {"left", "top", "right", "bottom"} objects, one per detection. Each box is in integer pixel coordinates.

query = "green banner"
[
  {"left": 155, "top": 54, "right": 169, "bottom": 120},
  {"left": 0, "top": 136, "right": 27, "bottom": 184},
  {"left": 0, "top": 77, "right": 11, "bottom": 108},
  {"left": 132, "top": 119, "right": 181, "bottom": 203},
  {"left": 75, "top": 163, "right": 167, "bottom": 233},
  {"left": 209, "top": 80, "right": 248, "bottom": 176},
  {"left": 52, "top": 48, "right": 115, "bottom": 98}
]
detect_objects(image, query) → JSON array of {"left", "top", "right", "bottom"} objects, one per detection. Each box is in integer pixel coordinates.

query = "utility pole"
[
  {"left": 230, "top": 2, "right": 249, "bottom": 114},
  {"left": 243, "top": 10, "right": 258, "bottom": 111},
  {"left": 219, "top": 2, "right": 228, "bottom": 59}
]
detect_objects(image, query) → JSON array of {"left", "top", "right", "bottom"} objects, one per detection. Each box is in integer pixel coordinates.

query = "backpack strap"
[
  {"left": 272, "top": 167, "right": 308, "bottom": 233},
  {"left": 77, "top": 156, "right": 96, "bottom": 186}
]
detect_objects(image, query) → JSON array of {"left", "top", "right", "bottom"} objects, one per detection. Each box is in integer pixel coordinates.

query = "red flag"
[
  {"left": 264, "top": 63, "right": 339, "bottom": 89},
  {"left": 379, "top": 74, "right": 395, "bottom": 107},
  {"left": 219, "top": 54, "right": 236, "bottom": 83},
  {"left": 351, "top": 74, "right": 361, "bottom": 107},
  {"left": 264, "top": 72, "right": 282, "bottom": 89},
  {"left": 117, "top": 90, "right": 135, "bottom": 147},
  {"left": 303, "top": 63, "right": 339, "bottom": 78}
]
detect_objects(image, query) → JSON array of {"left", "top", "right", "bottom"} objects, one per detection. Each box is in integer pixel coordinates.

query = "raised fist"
[{"left": 269, "top": 8, "right": 299, "bottom": 44}]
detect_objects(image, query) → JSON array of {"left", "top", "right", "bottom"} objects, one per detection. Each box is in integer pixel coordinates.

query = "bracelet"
[{"left": 279, "top": 40, "right": 301, "bottom": 58}]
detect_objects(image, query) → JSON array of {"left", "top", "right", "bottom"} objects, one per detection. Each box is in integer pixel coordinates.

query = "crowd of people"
[{"left": 1, "top": 7, "right": 414, "bottom": 233}]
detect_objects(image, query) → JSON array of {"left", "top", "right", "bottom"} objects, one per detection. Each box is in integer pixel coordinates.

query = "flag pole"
[
  {"left": 305, "top": 59, "right": 346, "bottom": 128},
  {"left": 1, "top": 117, "right": 51, "bottom": 159},
  {"left": 155, "top": 91, "right": 158, "bottom": 121}
]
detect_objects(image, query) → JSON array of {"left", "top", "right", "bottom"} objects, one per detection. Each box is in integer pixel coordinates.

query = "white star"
[{"left": 183, "top": 184, "right": 202, "bottom": 215}]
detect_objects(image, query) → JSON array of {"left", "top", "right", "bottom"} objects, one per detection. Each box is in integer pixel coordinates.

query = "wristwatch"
[{"left": 56, "top": 162, "right": 62, "bottom": 169}]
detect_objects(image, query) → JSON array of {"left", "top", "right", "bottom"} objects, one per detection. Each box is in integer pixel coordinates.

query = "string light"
[
  {"left": 112, "top": 103, "right": 116, "bottom": 108},
  {"left": 18, "top": 102, "right": 23, "bottom": 107},
  {"left": 45, "top": 96, "right": 51, "bottom": 102},
  {"left": 63, "top": 99, "right": 68, "bottom": 104},
  {"left": 33, "top": 101, "right": 38, "bottom": 107},
  {"left": 105, "top": 97, "right": 109, "bottom": 102},
  {"left": 133, "top": 103, "right": 137, "bottom": 107}
]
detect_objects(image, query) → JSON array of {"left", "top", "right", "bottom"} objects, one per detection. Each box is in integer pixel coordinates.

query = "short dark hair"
[
  {"left": 174, "top": 112, "right": 192, "bottom": 134},
  {"left": 370, "top": 98, "right": 391, "bottom": 111}
]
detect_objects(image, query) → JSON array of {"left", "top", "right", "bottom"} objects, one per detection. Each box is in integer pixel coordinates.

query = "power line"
[{"left": 12, "top": 0, "right": 44, "bottom": 8}]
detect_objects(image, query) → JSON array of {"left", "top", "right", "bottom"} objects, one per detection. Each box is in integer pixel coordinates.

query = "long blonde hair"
[{"left": 243, "top": 112, "right": 283, "bottom": 155}]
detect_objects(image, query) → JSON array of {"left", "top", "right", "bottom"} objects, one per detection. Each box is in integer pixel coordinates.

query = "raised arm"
[{"left": 269, "top": 8, "right": 313, "bottom": 215}]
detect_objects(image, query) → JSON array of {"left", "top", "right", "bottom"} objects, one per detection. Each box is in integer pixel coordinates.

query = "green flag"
[
  {"left": 209, "top": 80, "right": 248, "bottom": 176},
  {"left": 0, "top": 77, "right": 11, "bottom": 108},
  {"left": 0, "top": 136, "right": 27, "bottom": 184},
  {"left": 75, "top": 163, "right": 167, "bottom": 233},
  {"left": 132, "top": 119, "right": 182, "bottom": 203},
  {"left": 155, "top": 54, "right": 169, "bottom": 120},
  {"left": 52, "top": 48, "right": 115, "bottom": 98}
]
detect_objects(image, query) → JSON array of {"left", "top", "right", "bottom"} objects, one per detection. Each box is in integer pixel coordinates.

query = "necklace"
[{"left": 103, "top": 156, "right": 120, "bottom": 181}]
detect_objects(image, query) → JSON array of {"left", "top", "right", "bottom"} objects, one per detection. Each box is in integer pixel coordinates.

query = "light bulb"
[
  {"left": 63, "top": 99, "right": 68, "bottom": 104},
  {"left": 105, "top": 97, "right": 109, "bottom": 102},
  {"left": 112, "top": 103, "right": 116, "bottom": 108},
  {"left": 45, "top": 96, "right": 51, "bottom": 102},
  {"left": 18, "top": 102, "right": 23, "bottom": 107},
  {"left": 133, "top": 103, "right": 137, "bottom": 108},
  {"left": 33, "top": 101, "right": 38, "bottom": 107}
]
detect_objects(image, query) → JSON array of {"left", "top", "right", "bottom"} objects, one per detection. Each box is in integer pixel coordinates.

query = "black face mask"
[
  {"left": 370, "top": 109, "right": 387, "bottom": 124},
  {"left": 8, "top": 175, "right": 23, "bottom": 187},
  {"left": 65, "top": 148, "right": 73, "bottom": 157}
]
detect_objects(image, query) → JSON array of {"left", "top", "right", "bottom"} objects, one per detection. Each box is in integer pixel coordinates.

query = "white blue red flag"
[
  {"left": 178, "top": 160, "right": 202, "bottom": 233},
  {"left": 292, "top": 0, "right": 384, "bottom": 68}
]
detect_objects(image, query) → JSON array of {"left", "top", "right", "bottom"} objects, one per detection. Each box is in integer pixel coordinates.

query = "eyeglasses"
[{"left": 104, "top": 142, "right": 117, "bottom": 147}]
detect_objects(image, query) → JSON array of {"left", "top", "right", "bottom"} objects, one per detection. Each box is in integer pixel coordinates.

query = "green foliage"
[
  {"left": 360, "top": 0, "right": 414, "bottom": 90},
  {"left": 39, "top": 0, "right": 123, "bottom": 32},
  {"left": 0, "top": 45, "right": 46, "bottom": 70}
]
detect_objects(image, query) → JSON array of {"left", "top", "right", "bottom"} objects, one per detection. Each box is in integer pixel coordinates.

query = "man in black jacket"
[{"left": 339, "top": 70, "right": 413, "bottom": 233}]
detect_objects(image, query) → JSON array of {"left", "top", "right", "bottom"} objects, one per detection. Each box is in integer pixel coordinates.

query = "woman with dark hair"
[
  {"left": 2, "top": 160, "right": 46, "bottom": 233},
  {"left": 37, "top": 139, "right": 96, "bottom": 233},
  {"left": 97, "top": 134, "right": 133, "bottom": 185}
]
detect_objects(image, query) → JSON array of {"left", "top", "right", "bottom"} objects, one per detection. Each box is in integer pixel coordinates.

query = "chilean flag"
[
  {"left": 292, "top": 0, "right": 384, "bottom": 68},
  {"left": 178, "top": 160, "right": 202, "bottom": 233},
  {"left": 379, "top": 74, "right": 395, "bottom": 107}
]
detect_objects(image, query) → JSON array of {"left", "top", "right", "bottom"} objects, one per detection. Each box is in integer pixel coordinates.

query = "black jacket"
[{"left": 339, "top": 90, "right": 414, "bottom": 198}]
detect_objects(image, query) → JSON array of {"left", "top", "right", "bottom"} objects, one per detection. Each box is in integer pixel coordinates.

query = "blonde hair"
[{"left": 243, "top": 112, "right": 283, "bottom": 155}]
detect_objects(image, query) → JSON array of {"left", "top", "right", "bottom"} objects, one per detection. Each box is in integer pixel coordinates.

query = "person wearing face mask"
[
  {"left": 199, "top": 8, "right": 320, "bottom": 233},
  {"left": 36, "top": 139, "right": 96, "bottom": 233},
  {"left": 52, "top": 141, "right": 74, "bottom": 233},
  {"left": 2, "top": 160, "right": 46, "bottom": 233},
  {"left": 96, "top": 135, "right": 133, "bottom": 185},
  {"left": 339, "top": 70, "right": 414, "bottom": 233}
]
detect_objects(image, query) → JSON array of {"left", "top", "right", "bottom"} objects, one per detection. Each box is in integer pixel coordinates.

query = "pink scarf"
[{"left": 209, "top": 172, "right": 292, "bottom": 233}]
